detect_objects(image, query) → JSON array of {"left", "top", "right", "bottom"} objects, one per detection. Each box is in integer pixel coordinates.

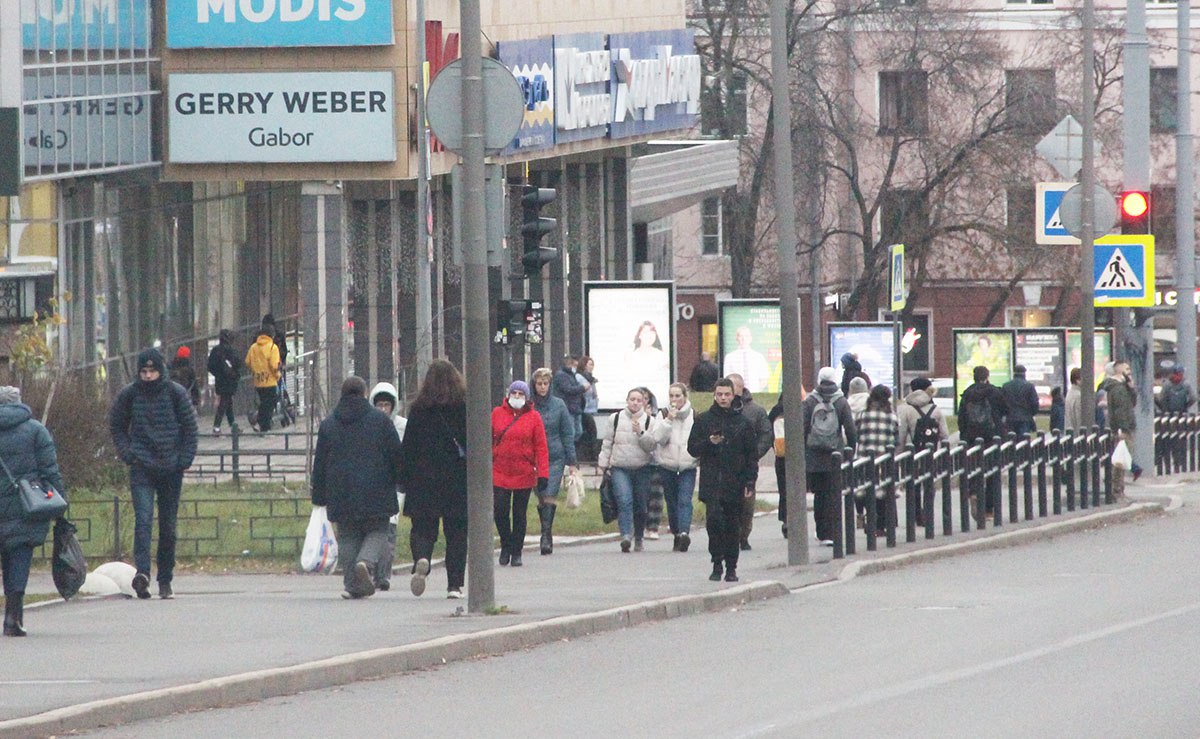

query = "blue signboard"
[
  {"left": 22, "top": 0, "right": 149, "bottom": 50},
  {"left": 1041, "top": 188, "right": 1069, "bottom": 238},
  {"left": 166, "top": 0, "right": 394, "bottom": 48},
  {"left": 496, "top": 38, "right": 556, "bottom": 154},
  {"left": 608, "top": 29, "right": 701, "bottom": 139},
  {"left": 553, "top": 33, "right": 609, "bottom": 145},
  {"left": 1093, "top": 235, "right": 1155, "bottom": 307}
]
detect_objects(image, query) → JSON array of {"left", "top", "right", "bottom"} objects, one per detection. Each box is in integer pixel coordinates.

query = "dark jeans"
[
  {"left": 256, "top": 386, "right": 278, "bottom": 431},
  {"left": 610, "top": 466, "right": 651, "bottom": 539},
  {"left": 1009, "top": 419, "right": 1036, "bottom": 437},
  {"left": 410, "top": 515, "right": 468, "bottom": 590},
  {"left": 705, "top": 495, "right": 740, "bottom": 568},
  {"left": 1, "top": 544, "right": 33, "bottom": 596},
  {"left": 658, "top": 467, "right": 697, "bottom": 534},
  {"left": 130, "top": 466, "right": 184, "bottom": 583},
  {"left": 493, "top": 488, "right": 531, "bottom": 554},
  {"left": 213, "top": 393, "right": 235, "bottom": 429},
  {"left": 335, "top": 518, "right": 390, "bottom": 595},
  {"left": 809, "top": 470, "right": 837, "bottom": 542}
]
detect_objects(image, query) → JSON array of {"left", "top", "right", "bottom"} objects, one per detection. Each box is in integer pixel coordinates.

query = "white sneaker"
[
  {"left": 410, "top": 558, "right": 430, "bottom": 597},
  {"left": 446, "top": 589, "right": 464, "bottom": 599},
  {"left": 645, "top": 530, "right": 660, "bottom": 540},
  {"left": 820, "top": 539, "right": 834, "bottom": 547},
  {"left": 212, "top": 427, "right": 221, "bottom": 436}
]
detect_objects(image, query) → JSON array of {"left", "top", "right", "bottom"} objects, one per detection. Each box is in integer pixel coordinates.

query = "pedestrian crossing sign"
[
  {"left": 1093, "top": 234, "right": 1154, "bottom": 307},
  {"left": 889, "top": 243, "right": 905, "bottom": 311},
  {"left": 1036, "top": 181, "right": 1077, "bottom": 245}
]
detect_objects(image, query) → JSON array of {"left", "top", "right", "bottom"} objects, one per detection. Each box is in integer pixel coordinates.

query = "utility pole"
[
  {"left": 1175, "top": 0, "right": 1197, "bottom": 391},
  {"left": 0, "top": 1, "right": 21, "bottom": 197},
  {"left": 1122, "top": 0, "right": 1153, "bottom": 475},
  {"left": 770, "top": 0, "right": 809, "bottom": 564},
  {"left": 460, "top": 0, "right": 496, "bottom": 612},
  {"left": 414, "top": 0, "right": 434, "bottom": 383},
  {"left": 1079, "top": 0, "right": 1097, "bottom": 425}
]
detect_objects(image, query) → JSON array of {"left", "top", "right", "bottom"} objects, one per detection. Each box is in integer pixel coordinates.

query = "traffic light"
[
  {"left": 521, "top": 185, "right": 557, "bottom": 276},
  {"left": 1119, "top": 190, "right": 1150, "bottom": 234},
  {"left": 496, "top": 299, "right": 530, "bottom": 346}
]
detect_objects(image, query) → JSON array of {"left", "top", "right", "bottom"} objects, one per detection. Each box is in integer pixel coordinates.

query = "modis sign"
[
  {"left": 168, "top": 72, "right": 395, "bottom": 163},
  {"left": 166, "top": 0, "right": 394, "bottom": 48}
]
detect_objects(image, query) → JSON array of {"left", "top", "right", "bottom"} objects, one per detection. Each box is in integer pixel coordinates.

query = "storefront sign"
[
  {"left": 22, "top": 0, "right": 149, "bottom": 50},
  {"left": 165, "top": 0, "right": 394, "bottom": 48},
  {"left": 496, "top": 38, "right": 555, "bottom": 154},
  {"left": 553, "top": 33, "right": 609, "bottom": 144},
  {"left": 167, "top": 72, "right": 395, "bottom": 163},
  {"left": 608, "top": 29, "right": 701, "bottom": 139},
  {"left": 23, "top": 70, "right": 153, "bottom": 168}
]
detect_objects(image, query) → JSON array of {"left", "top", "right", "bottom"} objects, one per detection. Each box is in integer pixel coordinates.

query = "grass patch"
[{"left": 0, "top": 593, "right": 59, "bottom": 609}]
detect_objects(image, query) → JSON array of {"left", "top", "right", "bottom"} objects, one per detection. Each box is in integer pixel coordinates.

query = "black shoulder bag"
[{"left": 0, "top": 453, "right": 67, "bottom": 522}]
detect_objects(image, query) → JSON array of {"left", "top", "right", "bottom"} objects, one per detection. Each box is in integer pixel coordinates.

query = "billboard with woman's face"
[
  {"left": 718, "top": 300, "right": 786, "bottom": 395},
  {"left": 584, "top": 282, "right": 675, "bottom": 410},
  {"left": 953, "top": 330, "right": 1014, "bottom": 406}
]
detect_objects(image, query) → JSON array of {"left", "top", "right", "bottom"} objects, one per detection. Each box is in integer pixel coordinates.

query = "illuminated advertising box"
[
  {"left": 828, "top": 323, "right": 896, "bottom": 393},
  {"left": 584, "top": 281, "right": 675, "bottom": 410}
]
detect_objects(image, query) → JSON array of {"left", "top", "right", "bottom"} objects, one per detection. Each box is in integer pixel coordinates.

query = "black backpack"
[
  {"left": 912, "top": 405, "right": 940, "bottom": 449},
  {"left": 960, "top": 396, "right": 995, "bottom": 439}
]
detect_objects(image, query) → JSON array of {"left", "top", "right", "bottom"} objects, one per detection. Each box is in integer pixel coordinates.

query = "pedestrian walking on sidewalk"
[
  {"left": 109, "top": 348, "right": 198, "bottom": 600},
  {"left": 687, "top": 378, "right": 757, "bottom": 582},
  {"left": 651, "top": 382, "right": 698, "bottom": 552},
  {"left": 311, "top": 376, "right": 402, "bottom": 600},
  {"left": 399, "top": 360, "right": 467, "bottom": 598},
  {"left": 369, "top": 382, "right": 408, "bottom": 592},
  {"left": 636, "top": 386, "right": 666, "bottom": 540},
  {"left": 1100, "top": 361, "right": 1141, "bottom": 492},
  {"left": 168, "top": 346, "right": 200, "bottom": 408},
  {"left": 531, "top": 368, "right": 576, "bottom": 555},
  {"left": 0, "top": 385, "right": 66, "bottom": 636},
  {"left": 245, "top": 324, "right": 281, "bottom": 432},
  {"left": 206, "top": 329, "right": 242, "bottom": 435},
  {"left": 726, "top": 373, "right": 774, "bottom": 551},
  {"left": 855, "top": 385, "right": 899, "bottom": 532},
  {"left": 803, "top": 367, "right": 857, "bottom": 546},
  {"left": 492, "top": 381, "right": 549, "bottom": 568},
  {"left": 598, "top": 387, "right": 659, "bottom": 552},
  {"left": 1001, "top": 365, "right": 1039, "bottom": 437}
]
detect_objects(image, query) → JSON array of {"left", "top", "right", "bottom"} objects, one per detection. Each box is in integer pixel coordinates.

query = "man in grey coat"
[{"left": 726, "top": 373, "right": 773, "bottom": 551}]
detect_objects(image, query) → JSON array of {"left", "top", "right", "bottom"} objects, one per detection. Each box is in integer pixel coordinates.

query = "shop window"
[
  {"left": 701, "top": 320, "right": 719, "bottom": 358},
  {"left": 1005, "top": 69, "right": 1056, "bottom": 136},
  {"left": 701, "top": 197, "right": 723, "bottom": 255},
  {"left": 878, "top": 71, "right": 929, "bottom": 135},
  {"left": 1005, "top": 187, "right": 1036, "bottom": 248},
  {"left": 1150, "top": 68, "right": 1178, "bottom": 134},
  {"left": 4, "top": 182, "right": 57, "bottom": 264}
]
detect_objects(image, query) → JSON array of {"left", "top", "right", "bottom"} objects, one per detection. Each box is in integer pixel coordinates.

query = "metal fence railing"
[
  {"left": 1154, "top": 413, "right": 1200, "bottom": 475},
  {"left": 826, "top": 429, "right": 1115, "bottom": 560}
]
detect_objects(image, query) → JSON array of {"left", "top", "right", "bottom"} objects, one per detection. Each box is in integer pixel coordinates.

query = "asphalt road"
[{"left": 83, "top": 494, "right": 1198, "bottom": 738}]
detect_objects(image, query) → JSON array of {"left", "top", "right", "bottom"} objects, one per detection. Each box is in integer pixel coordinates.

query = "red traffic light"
[{"left": 1120, "top": 191, "right": 1149, "bottom": 218}]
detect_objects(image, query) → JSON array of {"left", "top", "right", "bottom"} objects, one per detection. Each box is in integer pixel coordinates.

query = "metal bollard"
[
  {"left": 865, "top": 459, "right": 879, "bottom": 552},
  {"left": 1090, "top": 434, "right": 1102, "bottom": 507},
  {"left": 1051, "top": 432, "right": 1063, "bottom": 516},
  {"left": 884, "top": 455, "right": 898, "bottom": 549},
  {"left": 1103, "top": 433, "right": 1114, "bottom": 504},
  {"left": 940, "top": 445, "right": 954, "bottom": 537},
  {"left": 832, "top": 451, "right": 845, "bottom": 560},
  {"left": 842, "top": 456, "right": 856, "bottom": 557},
  {"left": 1036, "top": 434, "right": 1048, "bottom": 518},
  {"left": 1022, "top": 438, "right": 1034, "bottom": 521},
  {"left": 231, "top": 423, "right": 241, "bottom": 485}
]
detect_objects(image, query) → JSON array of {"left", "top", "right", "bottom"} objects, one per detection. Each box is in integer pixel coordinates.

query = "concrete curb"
[
  {"left": 834, "top": 500, "right": 1166, "bottom": 582},
  {"left": 0, "top": 581, "right": 789, "bottom": 738}
]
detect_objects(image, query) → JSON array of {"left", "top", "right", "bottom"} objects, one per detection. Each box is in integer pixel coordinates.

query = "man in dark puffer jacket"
[
  {"left": 109, "top": 348, "right": 198, "bottom": 600},
  {"left": 311, "top": 376, "right": 403, "bottom": 599}
]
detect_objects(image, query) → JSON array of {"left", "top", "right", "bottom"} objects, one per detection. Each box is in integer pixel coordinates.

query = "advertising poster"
[
  {"left": 718, "top": 300, "right": 785, "bottom": 395},
  {"left": 953, "top": 330, "right": 1014, "bottom": 407},
  {"left": 585, "top": 282, "right": 674, "bottom": 410},
  {"left": 1014, "top": 329, "right": 1065, "bottom": 412},
  {"left": 828, "top": 323, "right": 896, "bottom": 392},
  {"left": 1066, "top": 329, "right": 1114, "bottom": 390}
]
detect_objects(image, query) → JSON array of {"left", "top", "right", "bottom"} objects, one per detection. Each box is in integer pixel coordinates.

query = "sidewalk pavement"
[{"left": 0, "top": 481, "right": 1180, "bottom": 738}]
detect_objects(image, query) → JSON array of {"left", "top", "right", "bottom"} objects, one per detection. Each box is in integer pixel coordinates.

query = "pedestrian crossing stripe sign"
[
  {"left": 1093, "top": 234, "right": 1154, "bottom": 307},
  {"left": 889, "top": 243, "right": 905, "bottom": 311},
  {"left": 1036, "top": 181, "right": 1077, "bottom": 245}
]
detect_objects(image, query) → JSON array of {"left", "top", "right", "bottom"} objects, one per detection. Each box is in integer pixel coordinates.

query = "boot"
[
  {"left": 4, "top": 594, "right": 25, "bottom": 637},
  {"left": 709, "top": 562, "right": 723, "bottom": 582},
  {"left": 510, "top": 547, "right": 523, "bottom": 567},
  {"left": 538, "top": 504, "right": 555, "bottom": 555},
  {"left": 499, "top": 546, "right": 511, "bottom": 566}
]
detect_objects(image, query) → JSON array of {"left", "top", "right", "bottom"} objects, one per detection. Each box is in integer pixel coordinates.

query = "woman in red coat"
[{"left": 492, "top": 380, "right": 549, "bottom": 567}]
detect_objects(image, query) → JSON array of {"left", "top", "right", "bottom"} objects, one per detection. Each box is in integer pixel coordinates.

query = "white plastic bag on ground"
[
  {"left": 1111, "top": 439, "right": 1132, "bottom": 470},
  {"left": 565, "top": 469, "right": 586, "bottom": 509},
  {"left": 301, "top": 506, "right": 338, "bottom": 574}
]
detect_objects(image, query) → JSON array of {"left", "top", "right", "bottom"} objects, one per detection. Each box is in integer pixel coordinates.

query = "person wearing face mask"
[
  {"left": 598, "top": 387, "right": 660, "bottom": 552},
  {"left": 491, "top": 381, "right": 549, "bottom": 567},
  {"left": 651, "top": 382, "right": 698, "bottom": 552}
]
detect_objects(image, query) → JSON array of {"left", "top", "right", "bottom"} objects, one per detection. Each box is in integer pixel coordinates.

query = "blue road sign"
[
  {"left": 1036, "top": 181, "right": 1076, "bottom": 244},
  {"left": 1093, "top": 235, "right": 1154, "bottom": 307}
]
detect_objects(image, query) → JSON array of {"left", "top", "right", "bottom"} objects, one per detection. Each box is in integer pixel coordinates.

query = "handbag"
[
  {"left": 599, "top": 471, "right": 618, "bottom": 524},
  {"left": 52, "top": 517, "right": 87, "bottom": 600},
  {"left": 0, "top": 454, "right": 67, "bottom": 522}
]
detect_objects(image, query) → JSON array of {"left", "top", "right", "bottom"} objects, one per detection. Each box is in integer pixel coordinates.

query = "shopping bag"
[
  {"left": 599, "top": 472, "right": 618, "bottom": 524},
  {"left": 564, "top": 469, "right": 586, "bottom": 509},
  {"left": 52, "top": 518, "right": 87, "bottom": 600},
  {"left": 1111, "top": 439, "right": 1132, "bottom": 470},
  {"left": 300, "top": 506, "right": 338, "bottom": 574}
]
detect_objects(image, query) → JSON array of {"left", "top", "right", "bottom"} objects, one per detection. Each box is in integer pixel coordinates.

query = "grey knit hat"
[{"left": 0, "top": 386, "right": 21, "bottom": 405}]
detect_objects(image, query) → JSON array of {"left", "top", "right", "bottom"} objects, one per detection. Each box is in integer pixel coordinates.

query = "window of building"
[
  {"left": 1150, "top": 68, "right": 1178, "bottom": 134},
  {"left": 1005, "top": 69, "right": 1056, "bottom": 136},
  {"left": 879, "top": 189, "right": 928, "bottom": 247},
  {"left": 879, "top": 70, "right": 929, "bottom": 135},
  {"left": 3, "top": 183, "right": 58, "bottom": 265},
  {"left": 1005, "top": 187, "right": 1036, "bottom": 248},
  {"left": 701, "top": 197, "right": 723, "bottom": 255}
]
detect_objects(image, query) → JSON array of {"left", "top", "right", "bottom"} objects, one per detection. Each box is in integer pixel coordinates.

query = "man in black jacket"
[
  {"left": 727, "top": 373, "right": 773, "bottom": 551},
  {"left": 1000, "top": 364, "right": 1039, "bottom": 436},
  {"left": 958, "top": 365, "right": 1008, "bottom": 518},
  {"left": 109, "top": 348, "right": 198, "bottom": 600},
  {"left": 206, "top": 329, "right": 242, "bottom": 435},
  {"left": 551, "top": 354, "right": 590, "bottom": 442},
  {"left": 687, "top": 378, "right": 758, "bottom": 582},
  {"left": 311, "top": 376, "right": 403, "bottom": 599}
]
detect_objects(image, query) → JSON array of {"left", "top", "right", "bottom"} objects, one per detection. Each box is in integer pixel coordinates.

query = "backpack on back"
[
  {"left": 1162, "top": 383, "right": 1191, "bottom": 414},
  {"left": 960, "top": 396, "right": 995, "bottom": 439},
  {"left": 806, "top": 397, "right": 842, "bottom": 451},
  {"left": 912, "top": 404, "right": 940, "bottom": 449}
]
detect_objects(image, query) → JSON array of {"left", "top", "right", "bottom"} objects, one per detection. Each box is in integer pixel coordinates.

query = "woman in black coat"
[
  {"left": 399, "top": 359, "right": 468, "bottom": 599},
  {"left": 0, "top": 385, "right": 66, "bottom": 636},
  {"left": 206, "top": 329, "right": 242, "bottom": 435}
]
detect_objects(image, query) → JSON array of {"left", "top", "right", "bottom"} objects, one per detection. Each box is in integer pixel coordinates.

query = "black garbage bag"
[{"left": 52, "top": 518, "right": 87, "bottom": 601}]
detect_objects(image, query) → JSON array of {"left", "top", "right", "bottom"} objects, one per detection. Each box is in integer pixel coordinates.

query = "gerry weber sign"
[
  {"left": 166, "top": 0, "right": 394, "bottom": 48},
  {"left": 167, "top": 72, "right": 396, "bottom": 163}
]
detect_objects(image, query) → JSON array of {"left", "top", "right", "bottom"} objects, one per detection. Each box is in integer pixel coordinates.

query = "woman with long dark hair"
[{"left": 399, "top": 360, "right": 468, "bottom": 598}]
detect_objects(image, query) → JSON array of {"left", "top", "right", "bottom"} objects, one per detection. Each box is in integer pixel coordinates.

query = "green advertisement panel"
[
  {"left": 718, "top": 300, "right": 786, "bottom": 395},
  {"left": 953, "top": 330, "right": 1014, "bottom": 408},
  {"left": 1066, "top": 329, "right": 1115, "bottom": 390}
]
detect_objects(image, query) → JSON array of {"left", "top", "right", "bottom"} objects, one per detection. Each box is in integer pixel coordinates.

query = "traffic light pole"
[
  {"left": 1175, "top": 0, "right": 1197, "bottom": 394},
  {"left": 460, "top": 0, "right": 496, "bottom": 612},
  {"left": 1078, "top": 0, "right": 1096, "bottom": 427}
]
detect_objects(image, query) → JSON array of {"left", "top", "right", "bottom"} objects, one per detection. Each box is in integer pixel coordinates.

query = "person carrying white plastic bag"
[
  {"left": 564, "top": 468, "right": 586, "bottom": 509},
  {"left": 301, "top": 506, "right": 338, "bottom": 574}
]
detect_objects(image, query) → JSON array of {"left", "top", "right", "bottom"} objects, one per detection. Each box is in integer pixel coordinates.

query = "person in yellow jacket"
[{"left": 245, "top": 325, "right": 281, "bottom": 432}]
